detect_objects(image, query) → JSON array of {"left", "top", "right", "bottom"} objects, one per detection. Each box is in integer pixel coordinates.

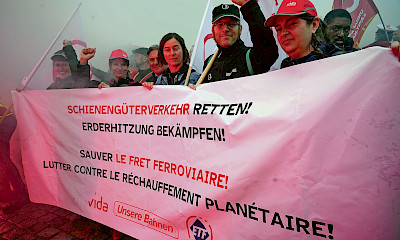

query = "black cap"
[
  {"left": 132, "top": 47, "right": 148, "bottom": 56},
  {"left": 51, "top": 50, "right": 68, "bottom": 62},
  {"left": 212, "top": 4, "right": 240, "bottom": 23}
]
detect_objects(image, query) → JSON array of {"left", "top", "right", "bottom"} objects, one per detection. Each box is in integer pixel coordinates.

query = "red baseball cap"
[
  {"left": 109, "top": 49, "right": 129, "bottom": 61},
  {"left": 265, "top": 0, "right": 317, "bottom": 27}
]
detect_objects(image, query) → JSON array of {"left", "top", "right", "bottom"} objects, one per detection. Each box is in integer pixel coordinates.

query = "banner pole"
[
  {"left": 196, "top": 48, "right": 218, "bottom": 86},
  {"left": 0, "top": 3, "right": 83, "bottom": 124},
  {"left": 184, "top": 0, "right": 212, "bottom": 86}
]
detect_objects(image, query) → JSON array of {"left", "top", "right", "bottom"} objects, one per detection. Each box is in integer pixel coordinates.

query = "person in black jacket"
[
  {"left": 47, "top": 40, "right": 99, "bottom": 89},
  {"left": 202, "top": 0, "right": 278, "bottom": 83},
  {"left": 324, "top": 9, "right": 358, "bottom": 52}
]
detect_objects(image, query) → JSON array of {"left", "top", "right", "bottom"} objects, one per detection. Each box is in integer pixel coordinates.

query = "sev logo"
[
  {"left": 287, "top": 1, "right": 297, "bottom": 7},
  {"left": 187, "top": 216, "right": 213, "bottom": 240}
]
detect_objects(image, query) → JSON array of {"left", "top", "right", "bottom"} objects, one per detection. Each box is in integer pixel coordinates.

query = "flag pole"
[
  {"left": 376, "top": 12, "right": 390, "bottom": 42},
  {"left": 21, "top": 2, "right": 83, "bottom": 89},
  {"left": 196, "top": 48, "right": 218, "bottom": 86},
  {"left": 0, "top": 2, "right": 83, "bottom": 125},
  {"left": 184, "top": 0, "right": 212, "bottom": 86}
]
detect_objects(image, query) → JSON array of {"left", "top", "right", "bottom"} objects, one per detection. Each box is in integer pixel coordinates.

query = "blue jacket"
[
  {"left": 281, "top": 42, "right": 344, "bottom": 69},
  {"left": 156, "top": 63, "right": 200, "bottom": 85}
]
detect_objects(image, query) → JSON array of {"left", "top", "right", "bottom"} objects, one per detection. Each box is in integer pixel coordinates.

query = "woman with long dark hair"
[{"left": 148, "top": 33, "right": 199, "bottom": 89}]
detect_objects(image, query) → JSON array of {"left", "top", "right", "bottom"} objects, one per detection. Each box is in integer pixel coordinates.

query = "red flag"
[{"left": 332, "top": 0, "right": 379, "bottom": 48}]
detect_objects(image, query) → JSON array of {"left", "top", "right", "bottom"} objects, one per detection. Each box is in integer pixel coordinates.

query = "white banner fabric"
[{"left": 12, "top": 48, "right": 400, "bottom": 240}]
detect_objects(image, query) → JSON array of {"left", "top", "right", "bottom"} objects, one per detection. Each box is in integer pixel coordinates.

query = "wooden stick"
[
  {"left": 196, "top": 48, "right": 219, "bottom": 86},
  {"left": 0, "top": 102, "right": 14, "bottom": 125},
  {"left": 184, "top": 65, "right": 193, "bottom": 86}
]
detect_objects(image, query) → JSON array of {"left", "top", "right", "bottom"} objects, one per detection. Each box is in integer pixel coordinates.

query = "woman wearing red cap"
[
  {"left": 98, "top": 49, "right": 142, "bottom": 88},
  {"left": 265, "top": 0, "right": 343, "bottom": 68}
]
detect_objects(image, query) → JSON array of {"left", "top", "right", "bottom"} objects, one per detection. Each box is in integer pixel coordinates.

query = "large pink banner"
[
  {"left": 12, "top": 48, "right": 400, "bottom": 239},
  {"left": 333, "top": 0, "right": 378, "bottom": 48}
]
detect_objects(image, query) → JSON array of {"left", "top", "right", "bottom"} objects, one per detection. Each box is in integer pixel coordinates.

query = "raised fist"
[{"left": 80, "top": 48, "right": 96, "bottom": 65}]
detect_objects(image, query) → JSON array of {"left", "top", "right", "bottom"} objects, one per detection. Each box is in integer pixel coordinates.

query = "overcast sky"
[{"left": 0, "top": 0, "right": 399, "bottom": 107}]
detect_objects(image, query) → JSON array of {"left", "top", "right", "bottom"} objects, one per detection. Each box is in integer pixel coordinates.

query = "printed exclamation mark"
[
  {"left": 222, "top": 128, "right": 225, "bottom": 141},
  {"left": 245, "top": 102, "right": 253, "bottom": 114},
  {"left": 328, "top": 224, "right": 334, "bottom": 239},
  {"left": 224, "top": 175, "right": 229, "bottom": 189}
]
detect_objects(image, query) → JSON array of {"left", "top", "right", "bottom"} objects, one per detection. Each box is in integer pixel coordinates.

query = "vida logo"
[{"left": 88, "top": 196, "right": 109, "bottom": 212}]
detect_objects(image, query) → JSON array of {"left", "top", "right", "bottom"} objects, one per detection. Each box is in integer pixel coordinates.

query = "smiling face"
[
  {"left": 53, "top": 61, "right": 71, "bottom": 79},
  {"left": 212, "top": 17, "right": 242, "bottom": 48},
  {"left": 148, "top": 49, "right": 167, "bottom": 76},
  {"left": 163, "top": 38, "right": 184, "bottom": 70},
  {"left": 110, "top": 58, "right": 128, "bottom": 81},
  {"left": 274, "top": 15, "right": 319, "bottom": 60},
  {"left": 326, "top": 17, "right": 352, "bottom": 47}
]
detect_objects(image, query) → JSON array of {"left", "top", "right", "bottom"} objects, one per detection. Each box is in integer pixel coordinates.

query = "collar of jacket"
[
  {"left": 162, "top": 63, "right": 196, "bottom": 78},
  {"left": 216, "top": 39, "right": 246, "bottom": 58},
  {"left": 281, "top": 51, "right": 322, "bottom": 68},
  {"left": 109, "top": 76, "right": 131, "bottom": 87},
  {"left": 163, "top": 63, "right": 196, "bottom": 85}
]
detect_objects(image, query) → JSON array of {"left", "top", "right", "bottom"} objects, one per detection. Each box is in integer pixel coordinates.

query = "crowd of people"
[{"left": 47, "top": 0, "right": 400, "bottom": 91}]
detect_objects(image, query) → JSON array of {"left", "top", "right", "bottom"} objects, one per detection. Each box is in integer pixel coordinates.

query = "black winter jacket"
[{"left": 203, "top": 0, "right": 278, "bottom": 83}]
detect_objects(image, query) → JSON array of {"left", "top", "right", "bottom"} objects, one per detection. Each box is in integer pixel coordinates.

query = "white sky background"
[{"left": 0, "top": 0, "right": 399, "bottom": 107}]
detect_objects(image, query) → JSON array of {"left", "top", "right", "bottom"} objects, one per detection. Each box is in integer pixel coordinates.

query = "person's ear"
[{"left": 312, "top": 17, "right": 320, "bottom": 34}]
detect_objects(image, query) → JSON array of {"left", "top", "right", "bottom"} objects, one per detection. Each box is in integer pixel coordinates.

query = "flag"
[
  {"left": 192, "top": 0, "right": 286, "bottom": 72},
  {"left": 191, "top": 0, "right": 215, "bottom": 73},
  {"left": 333, "top": 0, "right": 379, "bottom": 48},
  {"left": 23, "top": 4, "right": 88, "bottom": 90}
]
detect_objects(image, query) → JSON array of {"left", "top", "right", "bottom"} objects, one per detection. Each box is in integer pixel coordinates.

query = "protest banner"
[
  {"left": 333, "top": 0, "right": 379, "bottom": 48},
  {"left": 12, "top": 47, "right": 400, "bottom": 239}
]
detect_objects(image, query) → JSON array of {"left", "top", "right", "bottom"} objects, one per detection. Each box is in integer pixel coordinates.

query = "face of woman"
[
  {"left": 110, "top": 58, "right": 128, "bottom": 80},
  {"left": 274, "top": 15, "right": 319, "bottom": 60},
  {"left": 163, "top": 38, "right": 184, "bottom": 70}
]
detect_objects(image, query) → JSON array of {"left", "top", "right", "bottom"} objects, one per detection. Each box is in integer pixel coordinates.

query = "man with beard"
[
  {"left": 202, "top": 0, "right": 278, "bottom": 83},
  {"left": 324, "top": 9, "right": 358, "bottom": 52},
  {"left": 130, "top": 47, "right": 152, "bottom": 85}
]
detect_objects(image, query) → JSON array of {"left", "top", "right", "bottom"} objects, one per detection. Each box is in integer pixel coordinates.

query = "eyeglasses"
[
  {"left": 213, "top": 22, "right": 239, "bottom": 30},
  {"left": 329, "top": 26, "right": 351, "bottom": 34}
]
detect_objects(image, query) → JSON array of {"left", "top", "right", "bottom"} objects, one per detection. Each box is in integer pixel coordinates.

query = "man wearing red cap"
[{"left": 203, "top": 0, "right": 278, "bottom": 83}]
